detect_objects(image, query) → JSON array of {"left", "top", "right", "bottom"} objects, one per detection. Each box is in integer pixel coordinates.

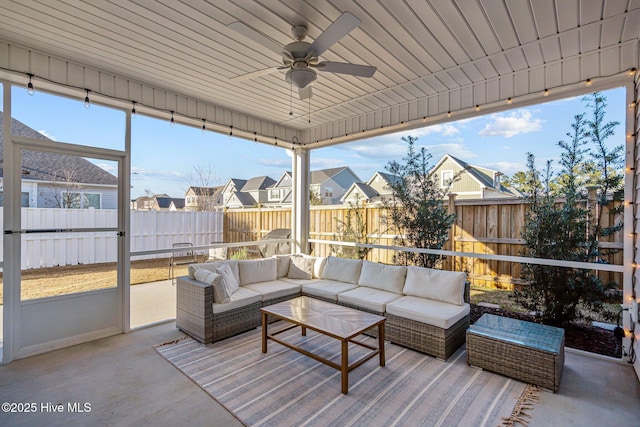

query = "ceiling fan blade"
[
  {"left": 308, "top": 12, "right": 360, "bottom": 57},
  {"left": 229, "top": 67, "right": 280, "bottom": 82},
  {"left": 299, "top": 86, "right": 312, "bottom": 100},
  {"left": 228, "top": 21, "right": 284, "bottom": 55},
  {"left": 316, "top": 61, "right": 376, "bottom": 77}
]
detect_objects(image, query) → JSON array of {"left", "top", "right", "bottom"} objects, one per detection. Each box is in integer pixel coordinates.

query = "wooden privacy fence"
[
  {"left": 224, "top": 197, "right": 623, "bottom": 290},
  {"left": 2, "top": 209, "right": 224, "bottom": 270}
]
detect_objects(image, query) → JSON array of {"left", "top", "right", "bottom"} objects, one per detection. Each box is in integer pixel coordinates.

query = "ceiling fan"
[{"left": 228, "top": 12, "right": 376, "bottom": 100}]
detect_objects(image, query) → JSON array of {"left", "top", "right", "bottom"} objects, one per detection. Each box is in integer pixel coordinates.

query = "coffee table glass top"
[{"left": 261, "top": 296, "right": 385, "bottom": 339}]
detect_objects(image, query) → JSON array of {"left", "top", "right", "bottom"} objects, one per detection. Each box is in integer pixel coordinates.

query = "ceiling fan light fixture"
[{"left": 285, "top": 67, "right": 317, "bottom": 89}]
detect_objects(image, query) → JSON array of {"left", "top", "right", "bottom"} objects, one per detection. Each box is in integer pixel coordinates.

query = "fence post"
[{"left": 446, "top": 193, "right": 457, "bottom": 271}]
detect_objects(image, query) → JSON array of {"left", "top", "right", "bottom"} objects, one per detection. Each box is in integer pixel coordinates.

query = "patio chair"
[{"left": 169, "top": 242, "right": 196, "bottom": 285}]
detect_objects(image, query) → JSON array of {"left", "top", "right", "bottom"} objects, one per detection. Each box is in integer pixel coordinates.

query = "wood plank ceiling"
[{"left": 0, "top": 0, "right": 638, "bottom": 147}]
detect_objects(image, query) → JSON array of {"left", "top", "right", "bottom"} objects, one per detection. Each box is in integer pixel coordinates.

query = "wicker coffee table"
[
  {"left": 261, "top": 296, "right": 386, "bottom": 394},
  {"left": 467, "top": 313, "right": 565, "bottom": 392}
]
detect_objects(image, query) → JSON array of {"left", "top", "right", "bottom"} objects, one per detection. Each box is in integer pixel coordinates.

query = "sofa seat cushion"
[
  {"left": 244, "top": 280, "right": 301, "bottom": 301},
  {"left": 338, "top": 286, "right": 402, "bottom": 313},
  {"left": 386, "top": 296, "right": 470, "bottom": 329},
  {"left": 301, "top": 279, "right": 358, "bottom": 302},
  {"left": 212, "top": 287, "right": 262, "bottom": 314},
  {"left": 279, "top": 277, "right": 317, "bottom": 286}
]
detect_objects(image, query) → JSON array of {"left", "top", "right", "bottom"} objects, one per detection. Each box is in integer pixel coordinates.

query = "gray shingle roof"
[
  {"left": 156, "top": 197, "right": 185, "bottom": 209},
  {"left": 241, "top": 176, "right": 276, "bottom": 191},
  {"left": 310, "top": 167, "right": 349, "bottom": 185},
  {"left": 0, "top": 112, "right": 118, "bottom": 186}
]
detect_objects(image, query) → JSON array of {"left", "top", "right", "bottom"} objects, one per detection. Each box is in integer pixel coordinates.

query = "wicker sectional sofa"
[{"left": 176, "top": 255, "right": 470, "bottom": 359}]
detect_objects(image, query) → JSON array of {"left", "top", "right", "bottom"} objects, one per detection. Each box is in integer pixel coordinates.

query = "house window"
[
  {"left": 0, "top": 192, "right": 30, "bottom": 207},
  {"left": 324, "top": 187, "right": 333, "bottom": 197},
  {"left": 61, "top": 192, "right": 101, "bottom": 209},
  {"left": 441, "top": 170, "right": 453, "bottom": 188},
  {"left": 269, "top": 189, "right": 280, "bottom": 200}
]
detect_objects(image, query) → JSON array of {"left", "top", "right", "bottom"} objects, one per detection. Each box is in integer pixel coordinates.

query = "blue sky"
[{"left": 8, "top": 85, "right": 626, "bottom": 199}]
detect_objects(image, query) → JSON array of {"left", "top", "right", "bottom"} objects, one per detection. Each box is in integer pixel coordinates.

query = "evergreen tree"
[{"left": 384, "top": 136, "right": 456, "bottom": 268}]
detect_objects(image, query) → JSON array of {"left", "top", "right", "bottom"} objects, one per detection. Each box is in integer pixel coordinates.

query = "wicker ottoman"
[{"left": 467, "top": 314, "right": 565, "bottom": 392}]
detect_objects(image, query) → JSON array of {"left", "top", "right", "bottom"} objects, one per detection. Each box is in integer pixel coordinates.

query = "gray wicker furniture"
[
  {"left": 176, "top": 256, "right": 471, "bottom": 360},
  {"left": 466, "top": 313, "right": 565, "bottom": 392}
]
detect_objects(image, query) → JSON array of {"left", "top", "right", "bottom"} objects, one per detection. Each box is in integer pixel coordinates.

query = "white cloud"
[
  {"left": 131, "top": 166, "right": 185, "bottom": 181},
  {"left": 311, "top": 157, "right": 351, "bottom": 169},
  {"left": 481, "top": 161, "right": 526, "bottom": 176},
  {"left": 257, "top": 158, "right": 290, "bottom": 168},
  {"left": 38, "top": 130, "right": 56, "bottom": 141},
  {"left": 479, "top": 110, "right": 542, "bottom": 138}
]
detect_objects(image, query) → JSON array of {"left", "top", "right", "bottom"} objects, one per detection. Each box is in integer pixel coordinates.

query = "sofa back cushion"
[
  {"left": 321, "top": 256, "right": 363, "bottom": 284},
  {"left": 357, "top": 260, "right": 406, "bottom": 294},
  {"left": 272, "top": 255, "right": 291, "bottom": 278},
  {"left": 188, "top": 260, "right": 240, "bottom": 285},
  {"left": 287, "top": 255, "right": 314, "bottom": 279},
  {"left": 238, "top": 258, "right": 277, "bottom": 286},
  {"left": 403, "top": 267, "right": 466, "bottom": 306},
  {"left": 312, "top": 256, "right": 327, "bottom": 279}
]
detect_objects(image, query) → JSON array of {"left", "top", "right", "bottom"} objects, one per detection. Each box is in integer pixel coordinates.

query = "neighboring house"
[
  {"left": 184, "top": 186, "right": 223, "bottom": 211},
  {"left": 221, "top": 176, "right": 276, "bottom": 208},
  {"left": 131, "top": 193, "right": 169, "bottom": 210},
  {"left": 156, "top": 196, "right": 185, "bottom": 211},
  {"left": 0, "top": 111, "right": 118, "bottom": 209},
  {"left": 341, "top": 172, "right": 401, "bottom": 205},
  {"left": 266, "top": 167, "right": 362, "bottom": 207},
  {"left": 431, "top": 154, "right": 521, "bottom": 200}
]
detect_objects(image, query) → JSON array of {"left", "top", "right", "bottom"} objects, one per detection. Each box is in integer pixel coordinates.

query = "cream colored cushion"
[
  {"left": 212, "top": 287, "right": 262, "bottom": 314},
  {"left": 216, "top": 263, "right": 239, "bottom": 295},
  {"left": 321, "top": 256, "right": 363, "bottom": 284},
  {"left": 403, "top": 267, "right": 466, "bottom": 306},
  {"left": 238, "top": 258, "right": 277, "bottom": 286},
  {"left": 357, "top": 261, "right": 406, "bottom": 294},
  {"left": 338, "top": 287, "right": 402, "bottom": 313},
  {"left": 272, "top": 255, "right": 291, "bottom": 278},
  {"left": 301, "top": 279, "right": 358, "bottom": 302},
  {"left": 288, "top": 256, "right": 314, "bottom": 280},
  {"left": 386, "top": 296, "right": 470, "bottom": 329},
  {"left": 194, "top": 270, "right": 229, "bottom": 304},
  {"left": 244, "top": 280, "right": 300, "bottom": 300},
  {"left": 312, "top": 256, "right": 327, "bottom": 279},
  {"left": 188, "top": 260, "right": 240, "bottom": 284}
]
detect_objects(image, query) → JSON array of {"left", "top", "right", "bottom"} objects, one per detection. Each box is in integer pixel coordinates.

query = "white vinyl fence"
[{"left": 1, "top": 208, "right": 224, "bottom": 270}]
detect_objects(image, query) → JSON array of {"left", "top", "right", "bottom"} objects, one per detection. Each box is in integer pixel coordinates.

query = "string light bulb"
[
  {"left": 253, "top": 132, "right": 257, "bottom": 142},
  {"left": 84, "top": 89, "right": 91, "bottom": 108},
  {"left": 629, "top": 101, "right": 636, "bottom": 109},
  {"left": 586, "top": 79, "right": 592, "bottom": 87},
  {"left": 131, "top": 101, "right": 136, "bottom": 118},
  {"left": 544, "top": 88, "right": 549, "bottom": 96},
  {"left": 27, "top": 73, "right": 34, "bottom": 96},
  {"left": 229, "top": 125, "right": 233, "bottom": 138},
  {"left": 170, "top": 111, "right": 175, "bottom": 127},
  {"left": 475, "top": 105, "right": 480, "bottom": 111},
  {"left": 630, "top": 68, "right": 637, "bottom": 76},
  {"left": 447, "top": 111, "right": 451, "bottom": 118},
  {"left": 201, "top": 118, "right": 206, "bottom": 133},
  {"left": 507, "top": 97, "right": 512, "bottom": 105}
]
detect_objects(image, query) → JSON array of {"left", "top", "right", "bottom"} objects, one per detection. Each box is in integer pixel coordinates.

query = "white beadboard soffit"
[{"left": 0, "top": 0, "right": 638, "bottom": 147}]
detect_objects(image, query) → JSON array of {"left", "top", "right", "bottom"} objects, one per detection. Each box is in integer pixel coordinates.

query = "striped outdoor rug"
[{"left": 156, "top": 327, "right": 531, "bottom": 427}]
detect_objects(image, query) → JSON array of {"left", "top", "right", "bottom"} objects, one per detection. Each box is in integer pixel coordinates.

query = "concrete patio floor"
[{"left": 1, "top": 280, "right": 639, "bottom": 426}]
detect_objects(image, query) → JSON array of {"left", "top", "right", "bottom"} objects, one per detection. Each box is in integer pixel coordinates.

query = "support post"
[{"left": 292, "top": 148, "right": 310, "bottom": 254}]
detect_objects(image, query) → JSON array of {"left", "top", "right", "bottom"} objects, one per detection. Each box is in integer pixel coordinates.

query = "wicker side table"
[{"left": 467, "top": 314, "right": 565, "bottom": 392}]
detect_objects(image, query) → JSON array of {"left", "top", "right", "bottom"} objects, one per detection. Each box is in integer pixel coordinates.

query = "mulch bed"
[{"left": 470, "top": 304, "right": 622, "bottom": 358}]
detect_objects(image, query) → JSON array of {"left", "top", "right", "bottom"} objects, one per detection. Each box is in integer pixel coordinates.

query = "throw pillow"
[
  {"left": 194, "top": 270, "right": 230, "bottom": 304},
  {"left": 216, "top": 263, "right": 240, "bottom": 296},
  {"left": 287, "top": 255, "right": 314, "bottom": 280}
]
